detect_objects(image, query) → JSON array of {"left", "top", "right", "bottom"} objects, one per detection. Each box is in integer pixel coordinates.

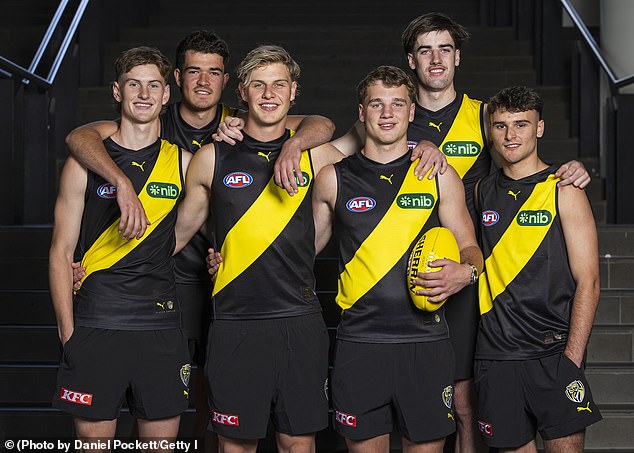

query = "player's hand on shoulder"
[
  {"left": 213, "top": 116, "right": 245, "bottom": 145},
  {"left": 206, "top": 248, "right": 223, "bottom": 281},
  {"left": 275, "top": 139, "right": 303, "bottom": 196},
  {"left": 413, "top": 258, "right": 471, "bottom": 303},
  {"left": 555, "top": 160, "right": 591, "bottom": 189},
  {"left": 411, "top": 140, "right": 448, "bottom": 180}
]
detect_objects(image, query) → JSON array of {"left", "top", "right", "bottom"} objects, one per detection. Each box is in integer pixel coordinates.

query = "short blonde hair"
[{"left": 235, "top": 45, "right": 300, "bottom": 105}]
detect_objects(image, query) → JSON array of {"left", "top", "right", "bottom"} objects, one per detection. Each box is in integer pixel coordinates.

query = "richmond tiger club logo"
[
  {"left": 180, "top": 364, "right": 191, "bottom": 387},
  {"left": 565, "top": 380, "right": 586, "bottom": 403}
]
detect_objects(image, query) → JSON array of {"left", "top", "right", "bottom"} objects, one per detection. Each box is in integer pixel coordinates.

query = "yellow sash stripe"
[
  {"left": 442, "top": 95, "right": 484, "bottom": 179},
  {"left": 337, "top": 162, "right": 437, "bottom": 310},
  {"left": 80, "top": 141, "right": 181, "bottom": 283},
  {"left": 213, "top": 149, "right": 310, "bottom": 296},
  {"left": 220, "top": 104, "right": 237, "bottom": 122},
  {"left": 479, "top": 175, "right": 558, "bottom": 314}
]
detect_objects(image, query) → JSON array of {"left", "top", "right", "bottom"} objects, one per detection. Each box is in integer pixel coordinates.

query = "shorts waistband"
[{"left": 212, "top": 313, "right": 324, "bottom": 330}]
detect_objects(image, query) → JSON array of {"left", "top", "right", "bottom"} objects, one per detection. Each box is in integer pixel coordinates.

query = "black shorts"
[
  {"left": 53, "top": 327, "right": 191, "bottom": 420},
  {"left": 176, "top": 282, "right": 212, "bottom": 366},
  {"left": 331, "top": 339, "right": 456, "bottom": 442},
  {"left": 205, "top": 314, "right": 329, "bottom": 439},
  {"left": 445, "top": 284, "right": 478, "bottom": 380},
  {"left": 474, "top": 353, "right": 602, "bottom": 449}
]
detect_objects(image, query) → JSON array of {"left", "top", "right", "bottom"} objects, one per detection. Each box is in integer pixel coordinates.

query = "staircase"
[{"left": 1, "top": 0, "right": 630, "bottom": 451}]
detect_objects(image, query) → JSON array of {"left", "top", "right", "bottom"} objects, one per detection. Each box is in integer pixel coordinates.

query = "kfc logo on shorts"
[
  {"left": 60, "top": 387, "right": 93, "bottom": 406},
  {"left": 478, "top": 420, "right": 493, "bottom": 437},
  {"left": 335, "top": 410, "right": 357, "bottom": 427},
  {"left": 212, "top": 410, "right": 239, "bottom": 426}
]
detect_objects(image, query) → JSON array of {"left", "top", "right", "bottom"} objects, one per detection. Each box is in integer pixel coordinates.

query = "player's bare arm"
[
  {"left": 174, "top": 143, "right": 214, "bottom": 253},
  {"left": 312, "top": 164, "right": 338, "bottom": 254},
  {"left": 274, "top": 114, "right": 336, "bottom": 194},
  {"left": 65, "top": 120, "right": 150, "bottom": 240},
  {"left": 49, "top": 156, "right": 87, "bottom": 345},
  {"left": 415, "top": 166, "right": 482, "bottom": 303},
  {"left": 559, "top": 184, "right": 600, "bottom": 367}
]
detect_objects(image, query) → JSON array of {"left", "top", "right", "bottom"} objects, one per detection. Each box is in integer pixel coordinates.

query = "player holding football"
[{"left": 312, "top": 65, "right": 483, "bottom": 453}]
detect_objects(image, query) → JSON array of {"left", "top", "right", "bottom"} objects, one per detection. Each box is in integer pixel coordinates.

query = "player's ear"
[
  {"left": 409, "top": 101, "right": 415, "bottom": 122},
  {"left": 455, "top": 49, "right": 461, "bottom": 67},
  {"left": 174, "top": 68, "right": 182, "bottom": 87},
  {"left": 290, "top": 81, "right": 297, "bottom": 102},
  {"left": 162, "top": 84, "right": 170, "bottom": 106},
  {"left": 112, "top": 81, "right": 122, "bottom": 103},
  {"left": 222, "top": 72, "right": 229, "bottom": 89},
  {"left": 536, "top": 119, "right": 545, "bottom": 138},
  {"left": 407, "top": 53, "right": 416, "bottom": 70},
  {"left": 358, "top": 103, "right": 366, "bottom": 123}
]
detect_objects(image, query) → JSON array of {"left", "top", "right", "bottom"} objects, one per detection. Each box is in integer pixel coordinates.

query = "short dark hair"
[
  {"left": 175, "top": 30, "right": 229, "bottom": 70},
  {"left": 401, "top": 12, "right": 471, "bottom": 55},
  {"left": 488, "top": 86, "right": 544, "bottom": 118},
  {"left": 114, "top": 46, "right": 171, "bottom": 83},
  {"left": 357, "top": 65, "right": 416, "bottom": 104}
]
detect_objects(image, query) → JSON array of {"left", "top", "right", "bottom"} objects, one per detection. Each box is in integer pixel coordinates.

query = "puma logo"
[
  {"left": 508, "top": 190, "right": 520, "bottom": 200},
  {"left": 447, "top": 413, "right": 454, "bottom": 420},
  {"left": 192, "top": 139, "right": 203, "bottom": 149},
  {"left": 156, "top": 301, "right": 166, "bottom": 310},
  {"left": 429, "top": 121, "right": 442, "bottom": 132},
  {"left": 132, "top": 161, "right": 146, "bottom": 172},
  {"left": 577, "top": 402, "right": 592, "bottom": 413},
  {"left": 184, "top": 390, "right": 189, "bottom": 399},
  {"left": 380, "top": 174, "right": 394, "bottom": 184},
  {"left": 258, "top": 151, "right": 272, "bottom": 162}
]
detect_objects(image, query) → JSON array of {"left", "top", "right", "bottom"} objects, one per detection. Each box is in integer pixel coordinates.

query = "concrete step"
[
  {"left": 587, "top": 328, "right": 633, "bottom": 365},
  {"left": 600, "top": 257, "right": 634, "bottom": 290},
  {"left": 0, "top": 225, "right": 51, "bottom": 258},
  {"left": 586, "top": 366, "right": 634, "bottom": 406},
  {"left": 0, "top": 258, "right": 48, "bottom": 290},
  {"left": 596, "top": 290, "right": 634, "bottom": 326},
  {"left": 584, "top": 410, "right": 634, "bottom": 451},
  {"left": 598, "top": 226, "right": 634, "bottom": 257},
  {"left": 0, "top": 290, "right": 54, "bottom": 325}
]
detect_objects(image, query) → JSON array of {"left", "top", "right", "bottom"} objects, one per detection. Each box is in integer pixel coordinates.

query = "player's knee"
[
  {"left": 217, "top": 436, "right": 258, "bottom": 453},
  {"left": 276, "top": 433, "right": 315, "bottom": 453}
]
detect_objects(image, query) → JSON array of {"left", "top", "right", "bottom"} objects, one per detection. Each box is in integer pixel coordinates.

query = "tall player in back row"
[
  {"left": 265, "top": 13, "right": 590, "bottom": 452},
  {"left": 475, "top": 86, "right": 601, "bottom": 452},
  {"left": 64, "top": 30, "right": 335, "bottom": 437}
]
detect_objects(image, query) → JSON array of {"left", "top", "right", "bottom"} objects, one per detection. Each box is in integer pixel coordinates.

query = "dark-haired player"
[
  {"left": 65, "top": 30, "right": 334, "bottom": 436},
  {"left": 50, "top": 47, "right": 191, "bottom": 445},
  {"left": 474, "top": 86, "right": 601, "bottom": 452}
]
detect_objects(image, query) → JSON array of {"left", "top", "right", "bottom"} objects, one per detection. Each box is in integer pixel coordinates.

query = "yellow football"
[{"left": 407, "top": 226, "right": 460, "bottom": 311}]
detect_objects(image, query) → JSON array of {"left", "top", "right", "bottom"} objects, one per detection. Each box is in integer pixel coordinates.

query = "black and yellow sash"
[
  {"left": 80, "top": 141, "right": 181, "bottom": 283},
  {"left": 479, "top": 174, "right": 558, "bottom": 314},
  {"left": 441, "top": 95, "right": 484, "bottom": 179},
  {"left": 213, "top": 150, "right": 312, "bottom": 296},
  {"left": 337, "top": 162, "right": 437, "bottom": 309}
]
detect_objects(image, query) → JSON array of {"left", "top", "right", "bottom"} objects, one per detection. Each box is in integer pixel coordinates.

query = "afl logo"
[
  {"left": 346, "top": 197, "right": 376, "bottom": 212},
  {"left": 223, "top": 172, "right": 253, "bottom": 188},
  {"left": 407, "top": 140, "right": 418, "bottom": 150},
  {"left": 482, "top": 210, "right": 499, "bottom": 226},
  {"left": 97, "top": 183, "right": 117, "bottom": 199}
]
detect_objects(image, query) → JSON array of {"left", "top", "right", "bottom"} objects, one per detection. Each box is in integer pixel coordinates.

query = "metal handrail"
[
  {"left": 0, "top": 0, "right": 90, "bottom": 90},
  {"left": 561, "top": 0, "right": 634, "bottom": 89}
]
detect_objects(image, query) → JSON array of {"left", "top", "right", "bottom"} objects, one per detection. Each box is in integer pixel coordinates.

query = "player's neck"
[
  {"left": 111, "top": 118, "right": 160, "bottom": 150},
  {"left": 502, "top": 153, "right": 548, "bottom": 180},
  {"left": 243, "top": 118, "right": 287, "bottom": 143},
  {"left": 362, "top": 138, "right": 409, "bottom": 164},
  {"left": 179, "top": 103, "right": 218, "bottom": 129},
  {"left": 416, "top": 85, "right": 457, "bottom": 112}
]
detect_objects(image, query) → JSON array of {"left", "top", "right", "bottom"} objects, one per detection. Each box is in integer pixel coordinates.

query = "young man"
[
  {"left": 49, "top": 47, "right": 191, "bottom": 444},
  {"left": 474, "top": 86, "right": 602, "bottom": 452},
  {"left": 174, "top": 45, "right": 344, "bottom": 453},
  {"left": 66, "top": 30, "right": 335, "bottom": 435},
  {"left": 312, "top": 65, "right": 483, "bottom": 453},
  {"left": 318, "top": 14, "right": 591, "bottom": 452}
]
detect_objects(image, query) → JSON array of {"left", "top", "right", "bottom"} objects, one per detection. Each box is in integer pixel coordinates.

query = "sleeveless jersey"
[
  {"left": 161, "top": 102, "right": 236, "bottom": 285},
  {"left": 476, "top": 165, "right": 576, "bottom": 359},
  {"left": 209, "top": 130, "right": 320, "bottom": 320},
  {"left": 407, "top": 93, "right": 490, "bottom": 224},
  {"left": 333, "top": 151, "right": 448, "bottom": 343},
  {"left": 74, "top": 138, "right": 184, "bottom": 330}
]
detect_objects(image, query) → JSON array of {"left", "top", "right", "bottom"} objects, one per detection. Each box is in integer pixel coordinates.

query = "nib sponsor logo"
[
  {"left": 334, "top": 410, "right": 357, "bottom": 427},
  {"left": 60, "top": 388, "right": 93, "bottom": 406},
  {"left": 212, "top": 410, "right": 239, "bottom": 426}
]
